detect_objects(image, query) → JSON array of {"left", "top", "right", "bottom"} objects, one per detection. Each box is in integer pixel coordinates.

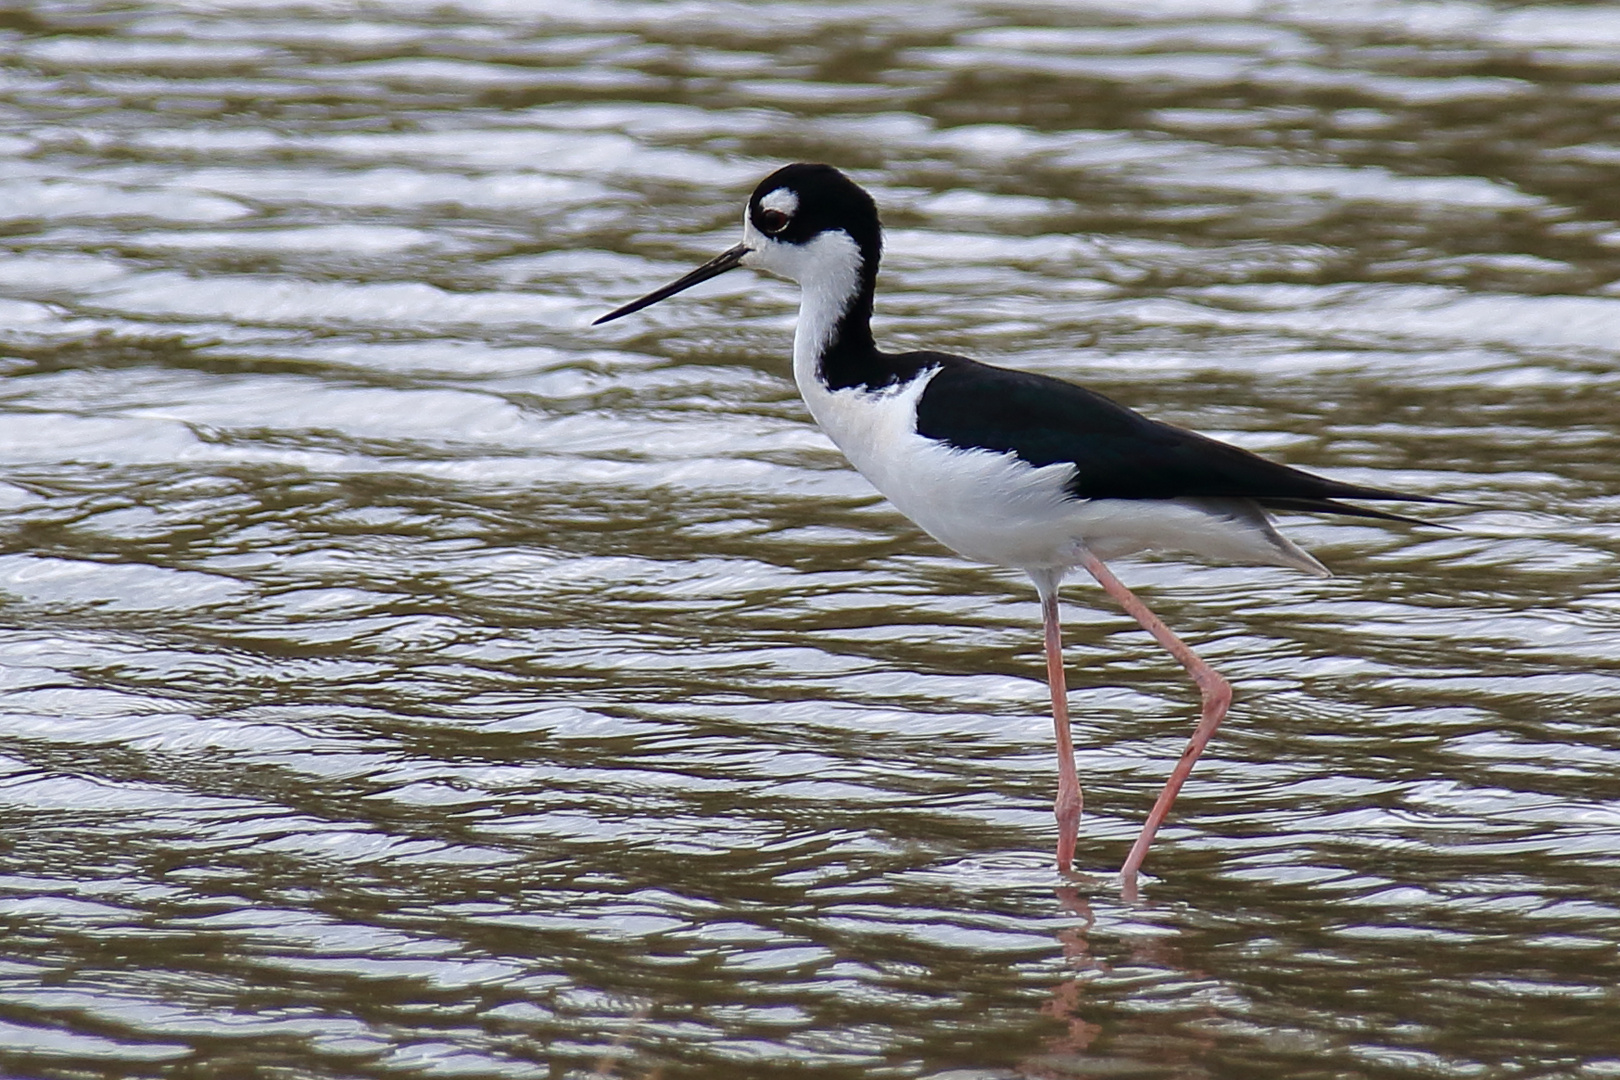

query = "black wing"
[{"left": 906, "top": 351, "right": 1449, "bottom": 522}]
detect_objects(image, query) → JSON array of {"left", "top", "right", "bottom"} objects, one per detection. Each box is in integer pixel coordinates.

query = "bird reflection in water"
[{"left": 1021, "top": 889, "right": 1218, "bottom": 1079}]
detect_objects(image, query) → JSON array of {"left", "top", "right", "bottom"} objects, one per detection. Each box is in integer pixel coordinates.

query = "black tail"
[{"left": 1257, "top": 493, "right": 1461, "bottom": 529}]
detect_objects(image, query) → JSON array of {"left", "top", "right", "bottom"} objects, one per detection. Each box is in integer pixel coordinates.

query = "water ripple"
[{"left": 1, "top": 1, "right": 1618, "bottom": 1078}]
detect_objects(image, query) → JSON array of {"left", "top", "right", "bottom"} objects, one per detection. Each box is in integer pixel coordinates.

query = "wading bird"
[{"left": 595, "top": 163, "right": 1444, "bottom": 892}]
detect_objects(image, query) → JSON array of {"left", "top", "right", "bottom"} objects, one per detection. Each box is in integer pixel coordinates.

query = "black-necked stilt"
[{"left": 595, "top": 163, "right": 1447, "bottom": 893}]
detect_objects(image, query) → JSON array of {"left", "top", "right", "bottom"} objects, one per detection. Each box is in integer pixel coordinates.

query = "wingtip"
[{"left": 1291, "top": 550, "right": 1332, "bottom": 579}]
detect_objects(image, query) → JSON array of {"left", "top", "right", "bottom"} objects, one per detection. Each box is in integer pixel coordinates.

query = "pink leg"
[
  {"left": 1077, "top": 551, "right": 1232, "bottom": 896},
  {"left": 1041, "top": 588, "right": 1083, "bottom": 873}
]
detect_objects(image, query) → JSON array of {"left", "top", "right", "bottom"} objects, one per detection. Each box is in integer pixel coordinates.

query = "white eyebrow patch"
[{"left": 760, "top": 188, "right": 799, "bottom": 216}]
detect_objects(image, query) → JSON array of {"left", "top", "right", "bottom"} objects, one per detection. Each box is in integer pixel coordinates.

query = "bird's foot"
[{"left": 1054, "top": 785, "right": 1083, "bottom": 873}]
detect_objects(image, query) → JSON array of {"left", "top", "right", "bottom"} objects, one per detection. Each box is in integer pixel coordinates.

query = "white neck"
[{"left": 778, "top": 231, "right": 865, "bottom": 394}]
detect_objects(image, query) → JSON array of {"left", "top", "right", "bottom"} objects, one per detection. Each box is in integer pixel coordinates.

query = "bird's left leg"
[
  {"left": 1076, "top": 549, "right": 1232, "bottom": 895},
  {"left": 1033, "top": 570, "right": 1082, "bottom": 872}
]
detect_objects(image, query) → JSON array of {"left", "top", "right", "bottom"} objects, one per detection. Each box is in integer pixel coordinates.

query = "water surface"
[{"left": 1, "top": 1, "right": 1618, "bottom": 1078}]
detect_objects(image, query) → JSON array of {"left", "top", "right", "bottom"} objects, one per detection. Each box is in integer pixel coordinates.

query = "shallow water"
[{"left": 1, "top": 1, "right": 1618, "bottom": 1077}]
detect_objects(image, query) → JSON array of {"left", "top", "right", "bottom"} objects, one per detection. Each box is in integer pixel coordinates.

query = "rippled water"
[{"left": 1, "top": 1, "right": 1618, "bottom": 1077}]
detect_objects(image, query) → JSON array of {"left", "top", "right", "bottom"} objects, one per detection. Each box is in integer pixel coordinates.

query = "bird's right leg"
[{"left": 1076, "top": 549, "right": 1232, "bottom": 896}]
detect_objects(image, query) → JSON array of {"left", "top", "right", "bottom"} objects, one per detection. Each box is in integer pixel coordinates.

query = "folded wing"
[{"left": 908, "top": 352, "right": 1448, "bottom": 523}]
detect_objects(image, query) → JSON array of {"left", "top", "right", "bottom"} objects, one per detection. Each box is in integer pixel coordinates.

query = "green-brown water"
[{"left": 1, "top": 2, "right": 1618, "bottom": 1078}]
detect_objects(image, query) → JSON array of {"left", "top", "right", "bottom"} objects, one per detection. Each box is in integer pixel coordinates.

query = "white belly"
[{"left": 795, "top": 366, "right": 1327, "bottom": 577}]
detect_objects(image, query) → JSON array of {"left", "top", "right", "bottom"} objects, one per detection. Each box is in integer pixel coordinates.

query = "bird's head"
[{"left": 594, "top": 163, "right": 880, "bottom": 325}]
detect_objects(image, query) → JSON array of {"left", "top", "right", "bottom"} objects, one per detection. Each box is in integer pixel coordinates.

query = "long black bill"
[{"left": 592, "top": 243, "right": 750, "bottom": 325}]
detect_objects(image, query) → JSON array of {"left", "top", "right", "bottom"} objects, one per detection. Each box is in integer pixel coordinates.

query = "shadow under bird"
[{"left": 595, "top": 163, "right": 1450, "bottom": 894}]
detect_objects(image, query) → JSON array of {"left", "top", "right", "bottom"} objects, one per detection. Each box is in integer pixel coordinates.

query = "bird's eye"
[{"left": 757, "top": 208, "right": 790, "bottom": 234}]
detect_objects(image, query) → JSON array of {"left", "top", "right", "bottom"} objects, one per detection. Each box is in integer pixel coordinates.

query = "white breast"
[{"left": 795, "top": 366, "right": 1089, "bottom": 568}]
